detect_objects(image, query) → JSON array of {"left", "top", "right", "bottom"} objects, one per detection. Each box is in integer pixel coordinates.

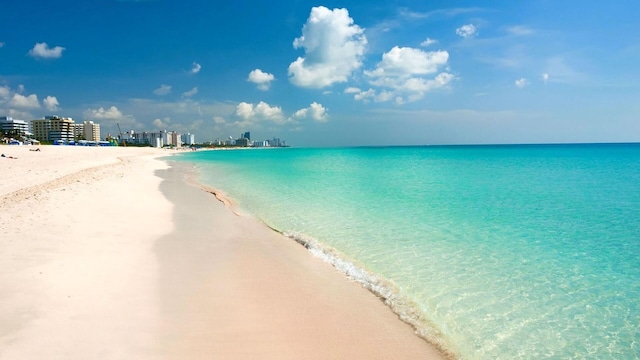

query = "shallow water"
[{"left": 172, "top": 144, "right": 640, "bottom": 359}]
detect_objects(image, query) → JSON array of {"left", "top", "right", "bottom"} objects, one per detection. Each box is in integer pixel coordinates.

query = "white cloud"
[
  {"left": 542, "top": 73, "right": 549, "bottom": 83},
  {"left": 344, "top": 87, "right": 361, "bottom": 94},
  {"left": 0, "top": 42, "right": 4, "bottom": 48},
  {"left": 456, "top": 24, "right": 477, "bottom": 39},
  {"left": 353, "top": 88, "right": 376, "bottom": 102},
  {"left": 153, "top": 84, "right": 172, "bottom": 96},
  {"left": 213, "top": 116, "right": 226, "bottom": 124},
  {"left": 0, "top": 86, "right": 10, "bottom": 99},
  {"left": 84, "top": 106, "right": 124, "bottom": 119},
  {"left": 288, "top": 6, "right": 367, "bottom": 88},
  {"left": 293, "top": 102, "right": 328, "bottom": 122},
  {"left": 235, "top": 101, "right": 286, "bottom": 124},
  {"left": 515, "top": 78, "right": 528, "bottom": 88},
  {"left": 363, "top": 46, "right": 452, "bottom": 102},
  {"left": 28, "top": 42, "right": 65, "bottom": 59},
  {"left": 153, "top": 117, "right": 171, "bottom": 129},
  {"left": 367, "top": 46, "right": 449, "bottom": 77},
  {"left": 248, "top": 69, "right": 275, "bottom": 90},
  {"left": 182, "top": 87, "right": 198, "bottom": 97},
  {"left": 43, "top": 96, "right": 60, "bottom": 111},
  {"left": 420, "top": 37, "right": 438, "bottom": 47},
  {"left": 376, "top": 90, "right": 396, "bottom": 103},
  {"left": 9, "top": 94, "right": 40, "bottom": 108},
  {"left": 191, "top": 62, "right": 201, "bottom": 74}
]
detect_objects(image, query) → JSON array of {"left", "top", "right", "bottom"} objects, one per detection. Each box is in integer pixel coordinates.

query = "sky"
[{"left": 1, "top": 0, "right": 639, "bottom": 146}]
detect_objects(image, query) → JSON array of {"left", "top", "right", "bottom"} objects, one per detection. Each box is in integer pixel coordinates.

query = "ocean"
[{"left": 171, "top": 143, "right": 640, "bottom": 359}]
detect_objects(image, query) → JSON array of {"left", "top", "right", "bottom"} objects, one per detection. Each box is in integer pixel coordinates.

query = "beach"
[{"left": 0, "top": 145, "right": 447, "bottom": 359}]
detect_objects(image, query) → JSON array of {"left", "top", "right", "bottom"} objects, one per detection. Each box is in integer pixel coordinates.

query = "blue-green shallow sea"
[{"left": 170, "top": 144, "right": 640, "bottom": 359}]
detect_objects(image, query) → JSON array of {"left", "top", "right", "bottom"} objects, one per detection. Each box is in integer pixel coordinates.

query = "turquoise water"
[{"left": 172, "top": 144, "right": 640, "bottom": 359}]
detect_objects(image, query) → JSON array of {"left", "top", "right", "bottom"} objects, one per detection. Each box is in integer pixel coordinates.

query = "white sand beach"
[{"left": 0, "top": 145, "right": 448, "bottom": 359}]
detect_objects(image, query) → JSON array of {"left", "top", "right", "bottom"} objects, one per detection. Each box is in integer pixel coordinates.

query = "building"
[
  {"left": 268, "top": 137, "right": 286, "bottom": 147},
  {"left": 82, "top": 121, "right": 100, "bottom": 141},
  {"left": 181, "top": 133, "right": 196, "bottom": 145},
  {"left": 113, "top": 130, "right": 189, "bottom": 148},
  {"left": 236, "top": 137, "right": 250, "bottom": 147},
  {"left": 0, "top": 116, "right": 30, "bottom": 137},
  {"left": 162, "top": 130, "right": 182, "bottom": 148},
  {"left": 31, "top": 116, "right": 74, "bottom": 143}
]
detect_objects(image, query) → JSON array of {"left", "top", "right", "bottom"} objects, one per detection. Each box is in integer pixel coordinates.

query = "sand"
[{"left": 0, "top": 145, "right": 448, "bottom": 359}]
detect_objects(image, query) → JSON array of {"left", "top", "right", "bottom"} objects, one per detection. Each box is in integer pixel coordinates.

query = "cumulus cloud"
[
  {"left": 248, "top": 69, "right": 275, "bottom": 91},
  {"left": 43, "top": 96, "right": 59, "bottom": 111},
  {"left": 84, "top": 106, "right": 124, "bottom": 119},
  {"left": 288, "top": 6, "right": 367, "bottom": 88},
  {"left": 344, "top": 87, "right": 361, "bottom": 94},
  {"left": 0, "top": 86, "right": 41, "bottom": 119},
  {"left": 10, "top": 94, "right": 40, "bottom": 108},
  {"left": 235, "top": 101, "right": 286, "bottom": 124},
  {"left": 420, "top": 37, "right": 438, "bottom": 47},
  {"left": 363, "top": 46, "right": 453, "bottom": 103},
  {"left": 28, "top": 42, "right": 65, "bottom": 59},
  {"left": 153, "top": 117, "right": 171, "bottom": 129},
  {"left": 182, "top": 87, "right": 198, "bottom": 97},
  {"left": 191, "top": 62, "right": 201, "bottom": 74},
  {"left": 367, "top": 46, "right": 449, "bottom": 77},
  {"left": 293, "top": 102, "right": 328, "bottom": 122},
  {"left": 0, "top": 85, "right": 10, "bottom": 99},
  {"left": 515, "top": 78, "right": 528, "bottom": 88},
  {"left": 456, "top": 24, "right": 477, "bottom": 38},
  {"left": 153, "top": 84, "right": 172, "bottom": 96}
]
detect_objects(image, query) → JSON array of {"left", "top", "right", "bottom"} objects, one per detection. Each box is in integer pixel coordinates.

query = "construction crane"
[{"left": 117, "top": 122, "right": 126, "bottom": 147}]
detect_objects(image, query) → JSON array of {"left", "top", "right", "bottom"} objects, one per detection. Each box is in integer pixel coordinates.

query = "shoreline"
[
  {"left": 158, "top": 159, "right": 451, "bottom": 359},
  {"left": 196, "top": 178, "right": 453, "bottom": 355},
  {"left": 169, "top": 157, "right": 455, "bottom": 359},
  {"left": 0, "top": 145, "right": 450, "bottom": 359}
]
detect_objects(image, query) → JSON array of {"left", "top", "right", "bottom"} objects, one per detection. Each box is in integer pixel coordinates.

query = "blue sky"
[{"left": 1, "top": 0, "right": 639, "bottom": 146}]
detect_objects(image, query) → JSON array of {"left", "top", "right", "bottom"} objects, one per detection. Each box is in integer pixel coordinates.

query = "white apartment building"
[
  {"left": 82, "top": 121, "right": 100, "bottom": 141},
  {"left": 67, "top": 119, "right": 102, "bottom": 142},
  {"left": 0, "top": 116, "right": 30, "bottom": 137}
]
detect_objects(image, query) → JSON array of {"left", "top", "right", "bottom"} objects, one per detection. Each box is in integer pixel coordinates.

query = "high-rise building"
[
  {"left": 243, "top": 131, "right": 250, "bottom": 140},
  {"left": 31, "top": 116, "right": 74, "bottom": 142},
  {"left": 236, "top": 137, "right": 250, "bottom": 147},
  {"left": 181, "top": 133, "right": 195, "bottom": 145},
  {"left": 162, "top": 130, "right": 182, "bottom": 148},
  {"left": 82, "top": 121, "right": 100, "bottom": 141},
  {"left": 0, "top": 116, "right": 29, "bottom": 137}
]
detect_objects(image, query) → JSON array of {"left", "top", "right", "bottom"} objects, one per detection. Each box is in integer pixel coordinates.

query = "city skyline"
[
  {"left": 2, "top": 115, "right": 289, "bottom": 148},
  {"left": 1, "top": 1, "right": 639, "bottom": 147}
]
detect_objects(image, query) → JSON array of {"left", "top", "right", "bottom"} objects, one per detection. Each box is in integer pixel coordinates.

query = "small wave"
[{"left": 282, "top": 230, "right": 459, "bottom": 360}]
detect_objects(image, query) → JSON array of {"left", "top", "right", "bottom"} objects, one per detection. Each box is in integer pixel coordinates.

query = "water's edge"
[{"left": 173, "top": 158, "right": 460, "bottom": 359}]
